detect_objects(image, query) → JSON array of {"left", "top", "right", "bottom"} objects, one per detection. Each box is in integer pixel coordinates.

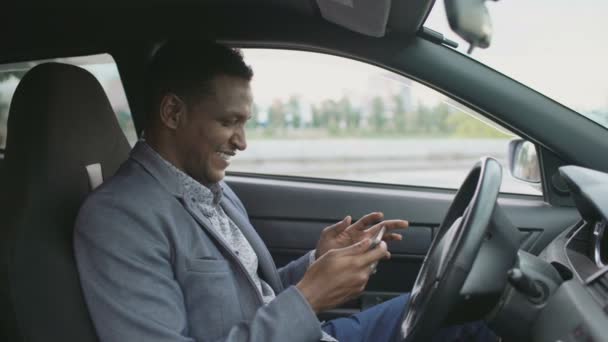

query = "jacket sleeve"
[
  {"left": 277, "top": 251, "right": 315, "bottom": 287},
  {"left": 74, "top": 192, "right": 321, "bottom": 342}
]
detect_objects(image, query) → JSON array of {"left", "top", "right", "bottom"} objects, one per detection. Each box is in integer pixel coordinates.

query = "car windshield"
[{"left": 424, "top": 0, "right": 608, "bottom": 129}]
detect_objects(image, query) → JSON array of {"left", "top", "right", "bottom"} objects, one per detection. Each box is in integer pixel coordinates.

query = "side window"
[
  {"left": 231, "top": 49, "right": 541, "bottom": 196},
  {"left": 0, "top": 53, "right": 137, "bottom": 152}
]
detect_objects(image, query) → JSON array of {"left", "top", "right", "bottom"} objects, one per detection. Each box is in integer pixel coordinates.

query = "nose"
[{"left": 231, "top": 125, "right": 247, "bottom": 151}]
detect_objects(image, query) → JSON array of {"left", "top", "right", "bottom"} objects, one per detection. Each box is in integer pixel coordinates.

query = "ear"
[{"left": 159, "top": 93, "right": 186, "bottom": 130}]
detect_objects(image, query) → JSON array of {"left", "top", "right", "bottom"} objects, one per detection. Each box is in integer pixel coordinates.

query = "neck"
[{"left": 144, "top": 129, "right": 186, "bottom": 173}]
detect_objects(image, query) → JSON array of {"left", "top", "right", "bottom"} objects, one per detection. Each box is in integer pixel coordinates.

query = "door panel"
[{"left": 227, "top": 174, "right": 580, "bottom": 318}]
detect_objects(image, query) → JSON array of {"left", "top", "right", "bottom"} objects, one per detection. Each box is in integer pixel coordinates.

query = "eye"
[{"left": 220, "top": 119, "right": 238, "bottom": 127}]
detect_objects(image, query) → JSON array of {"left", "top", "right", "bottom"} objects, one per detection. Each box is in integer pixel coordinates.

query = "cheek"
[
  {"left": 196, "top": 131, "right": 226, "bottom": 166},
  {"left": 177, "top": 126, "right": 210, "bottom": 165},
  {"left": 201, "top": 126, "right": 232, "bottom": 150},
  {"left": 191, "top": 125, "right": 217, "bottom": 151}
]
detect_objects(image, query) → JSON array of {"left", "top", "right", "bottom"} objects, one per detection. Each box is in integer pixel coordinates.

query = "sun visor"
[{"left": 316, "top": 0, "right": 392, "bottom": 37}]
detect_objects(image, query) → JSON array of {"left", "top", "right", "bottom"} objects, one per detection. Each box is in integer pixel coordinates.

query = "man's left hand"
[{"left": 315, "top": 212, "right": 409, "bottom": 259}]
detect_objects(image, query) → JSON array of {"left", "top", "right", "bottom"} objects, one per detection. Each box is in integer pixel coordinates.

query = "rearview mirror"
[
  {"left": 444, "top": 0, "right": 495, "bottom": 53},
  {"left": 508, "top": 139, "right": 541, "bottom": 183}
]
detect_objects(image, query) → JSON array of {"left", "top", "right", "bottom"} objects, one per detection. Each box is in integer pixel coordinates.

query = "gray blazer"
[{"left": 74, "top": 142, "right": 322, "bottom": 342}]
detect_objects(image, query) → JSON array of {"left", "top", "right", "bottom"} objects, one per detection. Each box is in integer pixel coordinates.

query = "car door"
[{"left": 224, "top": 48, "right": 580, "bottom": 320}]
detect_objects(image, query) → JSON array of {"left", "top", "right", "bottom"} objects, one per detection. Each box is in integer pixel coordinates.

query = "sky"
[
  {"left": 424, "top": 0, "right": 608, "bottom": 113},
  {"left": 242, "top": 0, "right": 608, "bottom": 115}
]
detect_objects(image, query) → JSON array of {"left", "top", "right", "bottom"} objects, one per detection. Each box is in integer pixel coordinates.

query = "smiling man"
[
  {"left": 146, "top": 71, "right": 250, "bottom": 185},
  {"left": 73, "top": 40, "right": 496, "bottom": 342}
]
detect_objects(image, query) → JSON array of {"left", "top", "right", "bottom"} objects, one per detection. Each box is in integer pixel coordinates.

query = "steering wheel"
[{"left": 399, "top": 157, "right": 521, "bottom": 342}]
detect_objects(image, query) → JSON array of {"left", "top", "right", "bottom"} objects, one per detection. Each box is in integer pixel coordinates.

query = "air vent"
[
  {"left": 589, "top": 275, "right": 608, "bottom": 301},
  {"left": 567, "top": 220, "right": 594, "bottom": 255},
  {"left": 586, "top": 267, "right": 608, "bottom": 312}
]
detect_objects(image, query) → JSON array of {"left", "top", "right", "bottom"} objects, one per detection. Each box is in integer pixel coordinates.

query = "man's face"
[{"left": 173, "top": 75, "right": 252, "bottom": 185}]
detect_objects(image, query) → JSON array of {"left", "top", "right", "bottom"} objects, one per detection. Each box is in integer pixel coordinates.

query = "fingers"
[
  {"left": 380, "top": 219, "right": 409, "bottom": 231},
  {"left": 325, "top": 216, "right": 352, "bottom": 235},
  {"left": 359, "top": 241, "right": 390, "bottom": 265},
  {"left": 351, "top": 212, "right": 384, "bottom": 231},
  {"left": 366, "top": 223, "right": 385, "bottom": 238},
  {"left": 366, "top": 219, "right": 407, "bottom": 239},
  {"left": 336, "top": 216, "right": 352, "bottom": 233},
  {"left": 337, "top": 238, "right": 372, "bottom": 256},
  {"left": 382, "top": 233, "right": 403, "bottom": 241}
]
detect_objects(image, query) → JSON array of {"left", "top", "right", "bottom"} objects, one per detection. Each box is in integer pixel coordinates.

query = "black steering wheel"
[{"left": 399, "top": 157, "right": 521, "bottom": 342}]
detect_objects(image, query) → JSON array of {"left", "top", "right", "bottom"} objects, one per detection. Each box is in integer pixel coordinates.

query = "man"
[{"left": 74, "top": 40, "right": 496, "bottom": 342}]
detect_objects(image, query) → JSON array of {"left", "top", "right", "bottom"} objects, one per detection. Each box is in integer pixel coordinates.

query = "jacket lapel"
[{"left": 221, "top": 195, "right": 284, "bottom": 293}]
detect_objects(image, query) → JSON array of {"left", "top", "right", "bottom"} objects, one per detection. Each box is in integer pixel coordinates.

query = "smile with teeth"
[{"left": 216, "top": 152, "right": 234, "bottom": 161}]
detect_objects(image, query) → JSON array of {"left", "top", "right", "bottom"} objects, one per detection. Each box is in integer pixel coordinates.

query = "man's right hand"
[{"left": 296, "top": 238, "right": 390, "bottom": 314}]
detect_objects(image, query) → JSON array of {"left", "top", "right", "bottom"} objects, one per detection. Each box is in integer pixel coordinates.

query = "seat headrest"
[{"left": 4, "top": 62, "right": 130, "bottom": 203}]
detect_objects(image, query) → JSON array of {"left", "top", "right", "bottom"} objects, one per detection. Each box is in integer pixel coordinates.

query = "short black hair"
[{"left": 146, "top": 40, "right": 253, "bottom": 124}]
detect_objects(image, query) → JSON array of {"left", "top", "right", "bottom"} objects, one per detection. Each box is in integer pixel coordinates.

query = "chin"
[{"left": 208, "top": 170, "right": 226, "bottom": 184}]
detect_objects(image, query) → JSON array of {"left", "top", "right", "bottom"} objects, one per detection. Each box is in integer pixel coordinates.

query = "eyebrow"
[{"left": 226, "top": 111, "right": 251, "bottom": 120}]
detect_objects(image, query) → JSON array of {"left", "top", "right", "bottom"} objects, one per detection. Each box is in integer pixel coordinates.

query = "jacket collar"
[{"left": 130, "top": 141, "right": 185, "bottom": 198}]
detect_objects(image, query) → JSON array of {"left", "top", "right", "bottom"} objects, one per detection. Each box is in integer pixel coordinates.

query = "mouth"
[{"left": 216, "top": 151, "right": 235, "bottom": 162}]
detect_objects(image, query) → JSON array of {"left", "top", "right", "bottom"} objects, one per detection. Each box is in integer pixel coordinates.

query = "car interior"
[{"left": 1, "top": 1, "right": 608, "bottom": 341}]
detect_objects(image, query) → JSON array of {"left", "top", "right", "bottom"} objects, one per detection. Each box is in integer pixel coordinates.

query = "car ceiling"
[{"left": 2, "top": 0, "right": 434, "bottom": 63}]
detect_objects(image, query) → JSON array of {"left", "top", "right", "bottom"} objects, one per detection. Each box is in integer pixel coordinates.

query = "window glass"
[
  {"left": 230, "top": 49, "right": 540, "bottom": 196},
  {"left": 0, "top": 53, "right": 137, "bottom": 150},
  {"left": 424, "top": 1, "right": 608, "bottom": 130}
]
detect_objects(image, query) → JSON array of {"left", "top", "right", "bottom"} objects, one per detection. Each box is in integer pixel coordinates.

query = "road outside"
[{"left": 230, "top": 138, "right": 541, "bottom": 196}]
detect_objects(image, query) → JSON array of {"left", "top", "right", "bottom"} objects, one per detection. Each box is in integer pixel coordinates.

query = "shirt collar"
[{"left": 141, "top": 141, "right": 223, "bottom": 206}]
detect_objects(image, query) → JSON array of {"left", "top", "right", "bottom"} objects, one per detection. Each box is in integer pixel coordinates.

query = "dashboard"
[{"left": 527, "top": 166, "right": 608, "bottom": 341}]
